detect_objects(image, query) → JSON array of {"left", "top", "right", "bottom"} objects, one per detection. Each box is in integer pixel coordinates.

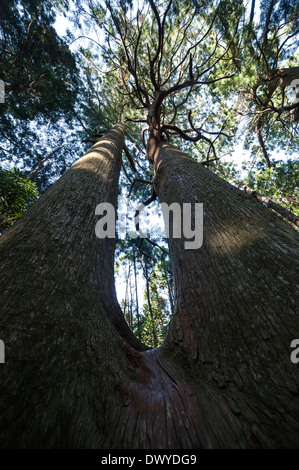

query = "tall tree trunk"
[
  {"left": 153, "top": 142, "right": 299, "bottom": 448},
  {"left": 0, "top": 124, "right": 147, "bottom": 448},
  {"left": 0, "top": 129, "right": 298, "bottom": 448},
  {"left": 123, "top": 263, "right": 130, "bottom": 321},
  {"left": 129, "top": 270, "right": 133, "bottom": 328}
]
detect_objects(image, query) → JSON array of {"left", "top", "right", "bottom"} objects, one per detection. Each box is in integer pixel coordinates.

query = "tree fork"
[{"left": 0, "top": 127, "right": 298, "bottom": 449}]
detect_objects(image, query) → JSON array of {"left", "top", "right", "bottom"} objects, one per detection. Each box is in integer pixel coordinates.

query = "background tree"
[
  {"left": 242, "top": 159, "right": 299, "bottom": 215},
  {"left": 213, "top": 0, "right": 299, "bottom": 166},
  {"left": 0, "top": 0, "right": 88, "bottom": 194},
  {"left": 140, "top": 258, "right": 172, "bottom": 348}
]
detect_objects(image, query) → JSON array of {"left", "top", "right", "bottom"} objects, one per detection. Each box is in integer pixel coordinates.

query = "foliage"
[
  {"left": 210, "top": 157, "right": 299, "bottom": 216},
  {"left": 215, "top": 0, "right": 299, "bottom": 166},
  {"left": 0, "top": 167, "right": 38, "bottom": 233},
  {"left": 0, "top": 0, "right": 80, "bottom": 123},
  {"left": 243, "top": 159, "right": 299, "bottom": 216},
  {"left": 115, "top": 235, "right": 173, "bottom": 347},
  {"left": 0, "top": 0, "right": 86, "bottom": 192},
  {"left": 138, "top": 280, "right": 170, "bottom": 348}
]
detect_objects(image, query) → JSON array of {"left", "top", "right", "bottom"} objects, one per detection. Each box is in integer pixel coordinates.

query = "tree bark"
[
  {"left": 0, "top": 128, "right": 298, "bottom": 449},
  {"left": 0, "top": 124, "right": 148, "bottom": 448},
  {"left": 153, "top": 142, "right": 299, "bottom": 448}
]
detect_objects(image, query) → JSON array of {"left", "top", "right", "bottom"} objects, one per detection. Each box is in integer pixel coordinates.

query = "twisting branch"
[
  {"left": 148, "top": 0, "right": 162, "bottom": 89},
  {"left": 72, "top": 110, "right": 94, "bottom": 136},
  {"left": 157, "top": 0, "right": 173, "bottom": 86},
  {"left": 107, "top": 2, "right": 149, "bottom": 108},
  {"left": 160, "top": 8, "right": 220, "bottom": 88},
  {"left": 161, "top": 123, "right": 217, "bottom": 159},
  {"left": 201, "top": 156, "right": 220, "bottom": 166},
  {"left": 139, "top": 237, "right": 169, "bottom": 259},
  {"left": 155, "top": 74, "right": 235, "bottom": 114}
]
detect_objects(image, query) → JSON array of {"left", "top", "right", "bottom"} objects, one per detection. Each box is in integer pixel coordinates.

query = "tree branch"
[
  {"left": 27, "top": 144, "right": 65, "bottom": 181},
  {"left": 243, "top": 186, "right": 299, "bottom": 227}
]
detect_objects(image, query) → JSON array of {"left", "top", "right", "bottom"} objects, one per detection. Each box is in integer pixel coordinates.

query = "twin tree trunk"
[{"left": 0, "top": 124, "right": 298, "bottom": 448}]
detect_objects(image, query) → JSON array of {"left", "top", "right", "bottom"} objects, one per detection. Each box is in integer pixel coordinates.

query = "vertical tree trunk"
[
  {"left": 133, "top": 248, "right": 140, "bottom": 338},
  {"left": 249, "top": 0, "right": 256, "bottom": 23},
  {"left": 256, "top": 116, "right": 271, "bottom": 168},
  {"left": 0, "top": 124, "right": 147, "bottom": 448},
  {"left": 129, "top": 269, "right": 133, "bottom": 328},
  {"left": 153, "top": 142, "right": 299, "bottom": 448},
  {"left": 123, "top": 263, "right": 130, "bottom": 321}
]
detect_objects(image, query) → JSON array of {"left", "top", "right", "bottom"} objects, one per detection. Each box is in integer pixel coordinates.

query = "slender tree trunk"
[
  {"left": 256, "top": 116, "right": 271, "bottom": 168},
  {"left": 129, "top": 270, "right": 133, "bottom": 328},
  {"left": 249, "top": 0, "right": 256, "bottom": 24},
  {"left": 123, "top": 263, "right": 130, "bottom": 321},
  {"left": 162, "top": 258, "right": 174, "bottom": 315},
  {"left": 133, "top": 248, "right": 140, "bottom": 337},
  {"left": 145, "top": 262, "right": 158, "bottom": 348},
  {"left": 0, "top": 129, "right": 298, "bottom": 448}
]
